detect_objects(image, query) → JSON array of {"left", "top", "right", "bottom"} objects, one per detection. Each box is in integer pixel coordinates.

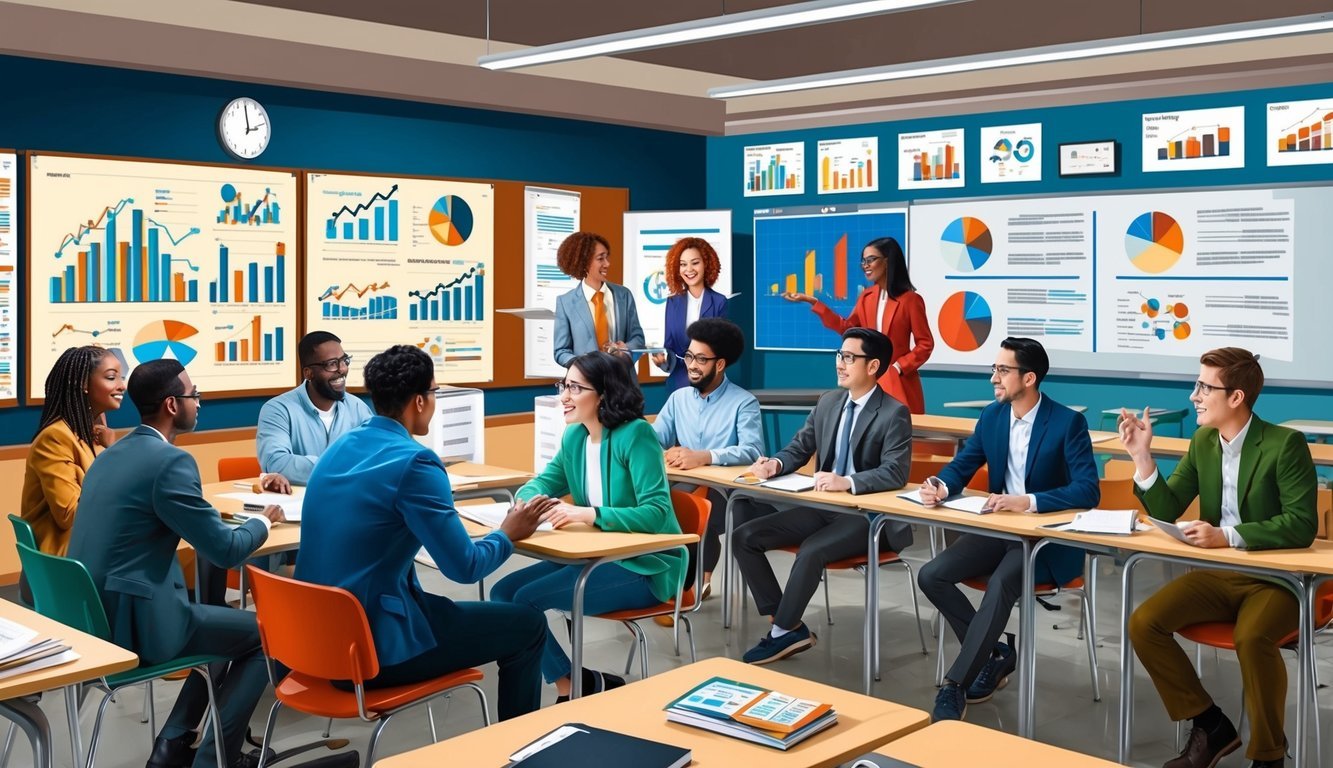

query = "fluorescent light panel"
[
  {"left": 478, "top": 0, "right": 968, "bottom": 71},
  {"left": 709, "top": 12, "right": 1333, "bottom": 98}
]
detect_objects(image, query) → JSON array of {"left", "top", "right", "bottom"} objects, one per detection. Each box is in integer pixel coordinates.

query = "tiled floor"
[{"left": 5, "top": 533, "right": 1327, "bottom": 767}]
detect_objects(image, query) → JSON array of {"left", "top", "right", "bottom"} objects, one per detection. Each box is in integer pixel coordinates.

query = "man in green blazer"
[
  {"left": 1119, "top": 347, "right": 1317, "bottom": 768},
  {"left": 69, "top": 360, "right": 287, "bottom": 768}
]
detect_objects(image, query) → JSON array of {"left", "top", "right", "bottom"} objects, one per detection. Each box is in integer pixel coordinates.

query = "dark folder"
[{"left": 509, "top": 723, "right": 690, "bottom": 768}]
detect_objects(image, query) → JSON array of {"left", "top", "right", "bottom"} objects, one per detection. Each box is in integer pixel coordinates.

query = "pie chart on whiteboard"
[
  {"left": 132, "top": 320, "right": 199, "bottom": 367},
  {"left": 428, "top": 195, "right": 474, "bottom": 246},
  {"left": 938, "top": 291, "right": 992, "bottom": 352}
]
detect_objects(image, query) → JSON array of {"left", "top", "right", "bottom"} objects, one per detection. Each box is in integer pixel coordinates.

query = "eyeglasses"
[
  {"left": 166, "top": 389, "right": 201, "bottom": 404},
  {"left": 682, "top": 352, "right": 717, "bottom": 365},
  {"left": 834, "top": 351, "right": 869, "bottom": 365},
  {"left": 304, "top": 354, "right": 352, "bottom": 372},
  {"left": 1193, "top": 380, "right": 1235, "bottom": 396},
  {"left": 990, "top": 364, "right": 1030, "bottom": 377},
  {"left": 859, "top": 255, "right": 884, "bottom": 268},
  {"left": 421, "top": 387, "right": 443, "bottom": 398},
  {"left": 555, "top": 381, "right": 595, "bottom": 396}
]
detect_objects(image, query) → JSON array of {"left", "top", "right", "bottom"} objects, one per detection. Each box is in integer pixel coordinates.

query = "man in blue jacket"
[{"left": 917, "top": 337, "right": 1099, "bottom": 722}]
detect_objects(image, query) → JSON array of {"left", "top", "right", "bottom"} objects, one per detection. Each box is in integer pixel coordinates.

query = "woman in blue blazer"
[
  {"left": 552, "top": 231, "right": 644, "bottom": 367},
  {"left": 651, "top": 237, "right": 728, "bottom": 393}
]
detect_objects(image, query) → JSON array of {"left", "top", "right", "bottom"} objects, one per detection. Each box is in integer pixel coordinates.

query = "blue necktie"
[{"left": 833, "top": 398, "right": 856, "bottom": 476}]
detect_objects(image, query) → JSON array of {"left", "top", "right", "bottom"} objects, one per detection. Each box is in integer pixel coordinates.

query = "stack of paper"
[
  {"left": 0, "top": 617, "right": 79, "bottom": 681},
  {"left": 1055, "top": 508, "right": 1138, "bottom": 535},
  {"left": 218, "top": 489, "right": 304, "bottom": 522},
  {"left": 455, "top": 502, "right": 554, "bottom": 533},
  {"left": 897, "top": 490, "right": 992, "bottom": 514},
  {"left": 664, "top": 676, "right": 837, "bottom": 750}
]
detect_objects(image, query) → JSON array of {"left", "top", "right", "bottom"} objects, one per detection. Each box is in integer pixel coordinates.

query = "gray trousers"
[{"left": 917, "top": 533, "right": 1023, "bottom": 687}]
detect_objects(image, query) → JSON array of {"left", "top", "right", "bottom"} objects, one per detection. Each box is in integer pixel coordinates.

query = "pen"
[{"left": 231, "top": 482, "right": 253, "bottom": 490}]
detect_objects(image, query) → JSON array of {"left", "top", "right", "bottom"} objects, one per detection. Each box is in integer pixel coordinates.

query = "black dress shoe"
[
  {"left": 1164, "top": 717, "right": 1240, "bottom": 768},
  {"left": 146, "top": 732, "right": 197, "bottom": 768},
  {"left": 1249, "top": 759, "right": 1284, "bottom": 768}
]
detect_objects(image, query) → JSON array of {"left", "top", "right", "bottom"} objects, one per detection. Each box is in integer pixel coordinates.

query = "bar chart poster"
[
  {"left": 817, "top": 137, "right": 878, "bottom": 194},
  {"left": 1266, "top": 98, "right": 1333, "bottom": 166},
  {"left": 980, "top": 123, "right": 1042, "bottom": 184},
  {"left": 1142, "top": 106, "right": 1245, "bottom": 172},
  {"left": 743, "top": 142, "right": 805, "bottom": 197},
  {"left": 523, "top": 186, "right": 581, "bottom": 379},
  {"left": 27, "top": 154, "right": 298, "bottom": 401},
  {"left": 306, "top": 173, "right": 495, "bottom": 386},
  {"left": 898, "top": 128, "right": 965, "bottom": 190},
  {"left": 0, "top": 152, "right": 15, "bottom": 403},
  {"left": 909, "top": 197, "right": 1094, "bottom": 366},
  {"left": 753, "top": 204, "right": 906, "bottom": 351}
]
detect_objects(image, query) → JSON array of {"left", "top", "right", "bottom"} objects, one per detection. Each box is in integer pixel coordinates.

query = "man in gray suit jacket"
[
  {"left": 733, "top": 328, "right": 913, "bottom": 664},
  {"left": 69, "top": 360, "right": 285, "bottom": 768},
  {"left": 551, "top": 231, "right": 645, "bottom": 367}
]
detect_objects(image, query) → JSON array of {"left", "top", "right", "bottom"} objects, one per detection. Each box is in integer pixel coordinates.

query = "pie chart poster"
[{"left": 753, "top": 207, "right": 906, "bottom": 351}]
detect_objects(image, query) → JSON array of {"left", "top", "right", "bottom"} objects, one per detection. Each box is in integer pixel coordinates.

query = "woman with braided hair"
[{"left": 21, "top": 345, "right": 125, "bottom": 555}]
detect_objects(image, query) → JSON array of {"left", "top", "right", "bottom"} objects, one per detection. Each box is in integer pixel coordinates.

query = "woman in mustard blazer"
[
  {"left": 491, "top": 351, "right": 683, "bottom": 701},
  {"left": 784, "top": 236, "right": 934, "bottom": 413},
  {"left": 21, "top": 346, "right": 125, "bottom": 555}
]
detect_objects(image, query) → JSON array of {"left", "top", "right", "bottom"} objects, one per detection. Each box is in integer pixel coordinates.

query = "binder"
[{"left": 509, "top": 723, "right": 690, "bottom": 768}]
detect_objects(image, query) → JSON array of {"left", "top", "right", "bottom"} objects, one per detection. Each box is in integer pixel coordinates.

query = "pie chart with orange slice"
[
  {"left": 428, "top": 195, "right": 473, "bottom": 246},
  {"left": 1125, "top": 211, "right": 1184, "bottom": 273},
  {"left": 938, "top": 291, "right": 991, "bottom": 352},
  {"left": 132, "top": 320, "right": 198, "bottom": 366}
]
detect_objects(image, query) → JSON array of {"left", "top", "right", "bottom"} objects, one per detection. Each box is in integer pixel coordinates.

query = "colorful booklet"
[{"left": 665, "top": 676, "right": 836, "bottom": 749}]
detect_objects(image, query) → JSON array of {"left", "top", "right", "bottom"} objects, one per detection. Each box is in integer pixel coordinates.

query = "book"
[
  {"left": 1052, "top": 508, "right": 1137, "bottom": 535},
  {"left": 508, "top": 723, "right": 689, "bottom": 768},
  {"left": 665, "top": 676, "right": 837, "bottom": 750},
  {"left": 0, "top": 618, "right": 79, "bottom": 681}
]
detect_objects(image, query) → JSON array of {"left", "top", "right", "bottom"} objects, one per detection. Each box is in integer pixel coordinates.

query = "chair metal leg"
[
  {"left": 898, "top": 561, "right": 928, "bottom": 655},
  {"left": 822, "top": 569, "right": 834, "bottom": 625},
  {"left": 622, "top": 628, "right": 637, "bottom": 677},
  {"left": 140, "top": 680, "right": 151, "bottom": 724},
  {"left": 253, "top": 700, "right": 283, "bottom": 768},
  {"left": 195, "top": 667, "right": 229, "bottom": 768},
  {"left": 464, "top": 683, "right": 492, "bottom": 727},
  {"left": 321, "top": 718, "right": 332, "bottom": 739},
  {"left": 625, "top": 622, "right": 649, "bottom": 680},
  {"left": 476, "top": 578, "right": 486, "bottom": 601},
  {"left": 426, "top": 702, "right": 438, "bottom": 744},
  {"left": 935, "top": 613, "right": 947, "bottom": 686},
  {"left": 0, "top": 723, "right": 14, "bottom": 768},
  {"left": 82, "top": 688, "right": 119, "bottom": 768},
  {"left": 1080, "top": 591, "right": 1101, "bottom": 702},
  {"left": 365, "top": 712, "right": 396, "bottom": 768},
  {"left": 64, "top": 685, "right": 82, "bottom": 767},
  {"left": 681, "top": 616, "right": 697, "bottom": 663}
]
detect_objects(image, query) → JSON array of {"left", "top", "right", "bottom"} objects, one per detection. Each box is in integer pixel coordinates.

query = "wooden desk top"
[
  {"left": 447, "top": 462, "right": 533, "bottom": 490},
  {"left": 460, "top": 518, "right": 697, "bottom": 561},
  {"left": 1042, "top": 523, "right": 1333, "bottom": 576},
  {"left": 907, "top": 414, "right": 977, "bottom": 439},
  {"left": 875, "top": 721, "right": 1120, "bottom": 767},
  {"left": 0, "top": 599, "right": 138, "bottom": 700},
  {"left": 857, "top": 489, "right": 1076, "bottom": 537},
  {"left": 375, "top": 657, "right": 928, "bottom": 768}
]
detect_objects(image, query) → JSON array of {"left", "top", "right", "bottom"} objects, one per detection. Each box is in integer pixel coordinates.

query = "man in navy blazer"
[
  {"left": 917, "top": 337, "right": 1099, "bottom": 723},
  {"left": 69, "top": 360, "right": 286, "bottom": 768}
]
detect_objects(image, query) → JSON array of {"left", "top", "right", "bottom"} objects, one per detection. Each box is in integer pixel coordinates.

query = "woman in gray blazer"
[{"left": 552, "top": 231, "right": 644, "bottom": 367}]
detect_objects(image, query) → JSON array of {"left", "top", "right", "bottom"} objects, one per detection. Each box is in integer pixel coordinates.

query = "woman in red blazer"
[{"left": 784, "top": 236, "right": 934, "bottom": 413}]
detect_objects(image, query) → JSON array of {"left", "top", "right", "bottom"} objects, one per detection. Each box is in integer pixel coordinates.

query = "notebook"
[{"left": 508, "top": 723, "right": 689, "bottom": 768}]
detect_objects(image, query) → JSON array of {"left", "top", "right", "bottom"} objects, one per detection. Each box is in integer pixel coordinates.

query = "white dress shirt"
[
  {"left": 1134, "top": 417, "right": 1249, "bottom": 548},
  {"left": 1004, "top": 396, "right": 1041, "bottom": 512},
  {"left": 686, "top": 290, "right": 703, "bottom": 327},
  {"left": 581, "top": 281, "right": 616, "bottom": 342},
  {"left": 585, "top": 438, "right": 604, "bottom": 508}
]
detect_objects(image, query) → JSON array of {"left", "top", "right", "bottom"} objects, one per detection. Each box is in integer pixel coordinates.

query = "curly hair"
[
  {"left": 687, "top": 318, "right": 744, "bottom": 366},
  {"left": 36, "top": 346, "right": 106, "bottom": 445},
  {"left": 363, "top": 345, "right": 434, "bottom": 416},
  {"left": 568, "top": 351, "right": 644, "bottom": 430},
  {"left": 555, "top": 231, "right": 611, "bottom": 280},
  {"left": 664, "top": 237, "right": 721, "bottom": 296}
]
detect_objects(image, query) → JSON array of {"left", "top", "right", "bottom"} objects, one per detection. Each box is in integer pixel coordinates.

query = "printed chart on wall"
[
  {"left": 980, "top": 124, "right": 1041, "bottom": 184},
  {"left": 1267, "top": 97, "right": 1333, "bottom": 166},
  {"left": 306, "top": 173, "right": 495, "bottom": 387},
  {"left": 817, "top": 137, "right": 878, "bottom": 194},
  {"left": 754, "top": 203, "right": 907, "bottom": 351},
  {"left": 623, "top": 210, "right": 733, "bottom": 377},
  {"left": 0, "top": 152, "right": 15, "bottom": 403},
  {"left": 1142, "top": 106, "right": 1245, "bottom": 172},
  {"left": 27, "top": 154, "right": 298, "bottom": 401},
  {"left": 524, "top": 187, "right": 581, "bottom": 378},
  {"left": 898, "top": 128, "right": 965, "bottom": 190},
  {"left": 743, "top": 142, "right": 804, "bottom": 197}
]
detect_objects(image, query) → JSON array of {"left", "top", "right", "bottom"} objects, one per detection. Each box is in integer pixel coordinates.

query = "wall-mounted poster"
[
  {"left": 1266, "top": 98, "right": 1333, "bottom": 167},
  {"left": 0, "top": 152, "right": 15, "bottom": 404},
  {"left": 743, "top": 142, "right": 805, "bottom": 197},
  {"left": 817, "top": 137, "right": 878, "bottom": 194},
  {"left": 1142, "top": 106, "right": 1245, "bottom": 172},
  {"left": 980, "top": 123, "right": 1041, "bottom": 183},
  {"left": 898, "top": 128, "right": 965, "bottom": 190}
]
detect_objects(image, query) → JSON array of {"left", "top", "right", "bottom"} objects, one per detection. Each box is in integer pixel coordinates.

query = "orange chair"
[
  {"left": 592, "top": 490, "right": 709, "bottom": 680},
  {"left": 217, "top": 456, "right": 261, "bottom": 482},
  {"left": 245, "top": 566, "right": 489, "bottom": 767}
]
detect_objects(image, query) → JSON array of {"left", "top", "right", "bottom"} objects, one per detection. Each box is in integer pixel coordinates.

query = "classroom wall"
[
  {"left": 707, "top": 81, "right": 1333, "bottom": 442},
  {"left": 0, "top": 54, "right": 701, "bottom": 443}
]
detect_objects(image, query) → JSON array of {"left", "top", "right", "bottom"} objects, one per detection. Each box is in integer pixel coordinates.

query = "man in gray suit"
[
  {"left": 69, "top": 360, "right": 285, "bottom": 768},
  {"left": 733, "top": 327, "right": 913, "bottom": 664},
  {"left": 551, "top": 231, "right": 645, "bottom": 367}
]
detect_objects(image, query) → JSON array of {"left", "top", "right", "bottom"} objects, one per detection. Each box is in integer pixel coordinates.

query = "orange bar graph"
[
  {"left": 119, "top": 249, "right": 129, "bottom": 302},
  {"left": 821, "top": 156, "right": 830, "bottom": 190},
  {"left": 1218, "top": 127, "right": 1231, "bottom": 143},
  {"left": 216, "top": 342, "right": 225, "bottom": 361},
  {"left": 173, "top": 273, "right": 185, "bottom": 302},
  {"left": 233, "top": 271, "right": 243, "bottom": 302},
  {"left": 76, "top": 252, "right": 87, "bottom": 302},
  {"left": 240, "top": 340, "right": 249, "bottom": 360},
  {"left": 1186, "top": 137, "right": 1201, "bottom": 158},
  {"left": 944, "top": 144, "right": 954, "bottom": 180},
  {"left": 866, "top": 157, "right": 873, "bottom": 184},
  {"left": 803, "top": 250, "right": 816, "bottom": 296},
  {"left": 251, "top": 316, "right": 261, "bottom": 362},
  {"left": 785, "top": 274, "right": 797, "bottom": 294},
  {"left": 833, "top": 234, "right": 848, "bottom": 301}
]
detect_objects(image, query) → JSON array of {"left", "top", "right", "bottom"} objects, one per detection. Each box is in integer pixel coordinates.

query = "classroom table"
[
  {"left": 945, "top": 399, "right": 1087, "bottom": 414},
  {"left": 0, "top": 599, "right": 138, "bottom": 768},
  {"left": 374, "top": 656, "right": 929, "bottom": 768},
  {"left": 872, "top": 720, "right": 1122, "bottom": 767},
  {"left": 750, "top": 388, "right": 825, "bottom": 453},
  {"left": 1281, "top": 419, "right": 1333, "bottom": 443}
]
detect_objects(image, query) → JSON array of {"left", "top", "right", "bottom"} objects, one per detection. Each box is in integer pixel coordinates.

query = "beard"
[
  {"left": 689, "top": 367, "right": 718, "bottom": 392},
  {"left": 312, "top": 377, "right": 346, "bottom": 402}
]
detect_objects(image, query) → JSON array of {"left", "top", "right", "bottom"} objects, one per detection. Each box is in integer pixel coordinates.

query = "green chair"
[{"left": 14, "top": 541, "right": 229, "bottom": 768}]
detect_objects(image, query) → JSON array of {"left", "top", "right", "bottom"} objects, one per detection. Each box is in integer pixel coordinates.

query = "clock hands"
[{"left": 243, "top": 102, "right": 252, "bottom": 132}]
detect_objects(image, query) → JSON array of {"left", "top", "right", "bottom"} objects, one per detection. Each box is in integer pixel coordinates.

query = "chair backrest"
[
  {"left": 907, "top": 455, "right": 989, "bottom": 492},
  {"left": 912, "top": 438, "right": 955, "bottom": 457},
  {"left": 1098, "top": 476, "right": 1143, "bottom": 513},
  {"left": 1318, "top": 487, "right": 1331, "bottom": 541},
  {"left": 8, "top": 514, "right": 37, "bottom": 550},
  {"left": 669, "top": 489, "right": 711, "bottom": 539},
  {"left": 245, "top": 565, "right": 379, "bottom": 684},
  {"left": 217, "top": 456, "right": 262, "bottom": 482},
  {"left": 1103, "top": 459, "right": 1136, "bottom": 481},
  {"left": 14, "top": 542, "right": 113, "bottom": 640}
]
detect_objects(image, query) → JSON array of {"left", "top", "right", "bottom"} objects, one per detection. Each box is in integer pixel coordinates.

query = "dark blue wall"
[
  {"left": 707, "top": 81, "right": 1333, "bottom": 444},
  {"left": 0, "top": 55, "right": 704, "bottom": 441}
]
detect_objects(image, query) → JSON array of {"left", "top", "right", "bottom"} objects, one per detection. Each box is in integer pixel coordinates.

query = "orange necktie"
[{"left": 591, "top": 291, "right": 610, "bottom": 350}]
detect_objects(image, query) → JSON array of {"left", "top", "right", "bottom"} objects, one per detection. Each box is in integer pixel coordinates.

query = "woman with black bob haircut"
[{"left": 491, "top": 351, "right": 683, "bottom": 702}]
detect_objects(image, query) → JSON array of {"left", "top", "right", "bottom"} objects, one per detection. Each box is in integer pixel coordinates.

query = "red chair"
[
  {"left": 592, "top": 490, "right": 709, "bottom": 680},
  {"left": 245, "top": 566, "right": 489, "bottom": 767},
  {"left": 217, "top": 456, "right": 261, "bottom": 482}
]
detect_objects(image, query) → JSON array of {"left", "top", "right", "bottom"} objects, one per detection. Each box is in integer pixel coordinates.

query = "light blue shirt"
[
  {"left": 652, "top": 376, "right": 764, "bottom": 466},
  {"left": 256, "top": 383, "right": 373, "bottom": 484}
]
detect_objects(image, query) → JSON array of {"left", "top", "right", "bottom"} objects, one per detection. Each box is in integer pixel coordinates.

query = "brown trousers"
[{"left": 1128, "top": 569, "right": 1298, "bottom": 762}]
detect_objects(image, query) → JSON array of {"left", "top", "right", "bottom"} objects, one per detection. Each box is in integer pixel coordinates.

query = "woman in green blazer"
[{"left": 492, "top": 351, "right": 683, "bottom": 701}]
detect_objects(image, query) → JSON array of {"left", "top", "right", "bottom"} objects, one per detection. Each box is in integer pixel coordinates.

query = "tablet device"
[{"left": 1152, "top": 518, "right": 1195, "bottom": 545}]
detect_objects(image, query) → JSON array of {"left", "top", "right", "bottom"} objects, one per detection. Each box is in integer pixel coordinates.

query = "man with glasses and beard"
[
  {"left": 257, "top": 331, "right": 373, "bottom": 485},
  {"left": 652, "top": 318, "right": 764, "bottom": 601}
]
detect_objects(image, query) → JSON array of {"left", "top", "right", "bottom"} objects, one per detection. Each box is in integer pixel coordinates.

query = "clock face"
[{"left": 218, "top": 97, "right": 271, "bottom": 160}]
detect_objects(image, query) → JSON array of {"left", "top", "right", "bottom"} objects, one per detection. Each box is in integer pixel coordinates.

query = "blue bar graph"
[
  {"left": 409, "top": 264, "right": 486, "bottom": 322},
  {"left": 326, "top": 184, "right": 400, "bottom": 242},
  {"left": 49, "top": 202, "right": 199, "bottom": 303},
  {"left": 209, "top": 242, "right": 287, "bottom": 304}
]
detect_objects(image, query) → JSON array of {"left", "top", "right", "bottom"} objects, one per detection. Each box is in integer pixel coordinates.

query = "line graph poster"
[
  {"left": 27, "top": 154, "right": 298, "bottom": 401},
  {"left": 1266, "top": 97, "right": 1333, "bottom": 167},
  {"left": 523, "top": 186, "right": 580, "bottom": 379},
  {"left": 1142, "top": 106, "right": 1245, "bottom": 172},
  {"left": 0, "top": 152, "right": 15, "bottom": 403},
  {"left": 306, "top": 173, "right": 495, "bottom": 386},
  {"left": 753, "top": 204, "right": 907, "bottom": 351}
]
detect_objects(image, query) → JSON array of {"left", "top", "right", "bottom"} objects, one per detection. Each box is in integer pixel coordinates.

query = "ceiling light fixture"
[
  {"left": 708, "top": 12, "right": 1333, "bottom": 98},
  {"left": 478, "top": 0, "right": 969, "bottom": 71}
]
